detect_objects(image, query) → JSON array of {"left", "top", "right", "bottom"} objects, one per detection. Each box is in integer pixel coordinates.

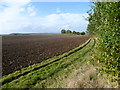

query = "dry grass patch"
[{"left": 63, "top": 64, "right": 118, "bottom": 88}]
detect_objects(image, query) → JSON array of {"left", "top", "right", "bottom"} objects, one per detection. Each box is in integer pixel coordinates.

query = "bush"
[
  {"left": 61, "top": 29, "right": 66, "bottom": 34},
  {"left": 81, "top": 32, "right": 85, "bottom": 35},
  {"left": 87, "top": 1, "right": 120, "bottom": 81}
]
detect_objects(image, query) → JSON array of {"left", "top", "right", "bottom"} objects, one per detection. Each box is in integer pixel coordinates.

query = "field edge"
[{"left": 1, "top": 38, "right": 91, "bottom": 85}]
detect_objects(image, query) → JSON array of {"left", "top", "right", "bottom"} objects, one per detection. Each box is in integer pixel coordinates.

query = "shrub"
[{"left": 87, "top": 1, "right": 120, "bottom": 81}]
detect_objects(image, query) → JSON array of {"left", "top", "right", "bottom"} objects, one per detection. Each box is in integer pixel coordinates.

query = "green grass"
[{"left": 1, "top": 38, "right": 95, "bottom": 88}]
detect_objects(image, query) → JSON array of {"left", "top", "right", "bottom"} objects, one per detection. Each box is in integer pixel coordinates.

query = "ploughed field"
[{"left": 2, "top": 34, "right": 90, "bottom": 76}]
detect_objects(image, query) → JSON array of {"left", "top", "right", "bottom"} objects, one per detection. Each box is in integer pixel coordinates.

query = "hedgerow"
[{"left": 87, "top": 1, "right": 120, "bottom": 81}]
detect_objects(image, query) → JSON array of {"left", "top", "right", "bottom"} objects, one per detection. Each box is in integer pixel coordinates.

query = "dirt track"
[{"left": 2, "top": 34, "right": 90, "bottom": 75}]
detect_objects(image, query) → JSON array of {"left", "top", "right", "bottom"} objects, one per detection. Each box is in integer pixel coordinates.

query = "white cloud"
[
  {"left": 1, "top": 0, "right": 31, "bottom": 6},
  {"left": 63, "top": 25, "right": 70, "bottom": 29},
  {"left": 0, "top": 0, "right": 89, "bottom": 34},
  {"left": 56, "top": 8, "right": 61, "bottom": 13},
  {"left": 27, "top": 6, "right": 36, "bottom": 16},
  {"left": 20, "top": 8, "right": 25, "bottom": 12},
  {"left": 0, "top": 0, "right": 33, "bottom": 23},
  {"left": 0, "top": 12, "right": 89, "bottom": 34}
]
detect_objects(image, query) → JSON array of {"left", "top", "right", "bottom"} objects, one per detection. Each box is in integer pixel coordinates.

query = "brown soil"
[{"left": 2, "top": 34, "right": 90, "bottom": 76}]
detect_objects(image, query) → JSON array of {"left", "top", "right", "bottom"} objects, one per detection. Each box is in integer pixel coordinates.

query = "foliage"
[
  {"left": 66, "top": 30, "right": 72, "bottom": 34},
  {"left": 73, "top": 31, "right": 76, "bottom": 34},
  {"left": 61, "top": 29, "right": 66, "bottom": 34},
  {"left": 87, "top": 1, "right": 120, "bottom": 81},
  {"left": 61, "top": 29, "right": 86, "bottom": 35},
  {"left": 81, "top": 32, "right": 86, "bottom": 35}
]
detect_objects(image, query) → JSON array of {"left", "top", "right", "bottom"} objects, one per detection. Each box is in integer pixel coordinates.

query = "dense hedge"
[{"left": 87, "top": 1, "right": 120, "bottom": 81}]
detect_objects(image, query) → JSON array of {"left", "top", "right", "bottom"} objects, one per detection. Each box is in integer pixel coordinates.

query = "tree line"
[
  {"left": 61, "top": 29, "right": 85, "bottom": 35},
  {"left": 87, "top": 1, "right": 119, "bottom": 82}
]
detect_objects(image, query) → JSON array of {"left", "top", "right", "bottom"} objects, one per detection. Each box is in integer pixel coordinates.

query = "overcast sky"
[{"left": 0, "top": 0, "right": 92, "bottom": 34}]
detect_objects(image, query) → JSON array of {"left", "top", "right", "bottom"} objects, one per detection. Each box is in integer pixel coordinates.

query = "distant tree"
[
  {"left": 61, "top": 29, "right": 66, "bottom": 34},
  {"left": 61, "top": 29, "right": 83, "bottom": 35},
  {"left": 73, "top": 31, "right": 76, "bottom": 34},
  {"left": 76, "top": 32, "right": 81, "bottom": 35},
  {"left": 81, "top": 32, "right": 85, "bottom": 35},
  {"left": 66, "top": 30, "right": 72, "bottom": 34}
]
